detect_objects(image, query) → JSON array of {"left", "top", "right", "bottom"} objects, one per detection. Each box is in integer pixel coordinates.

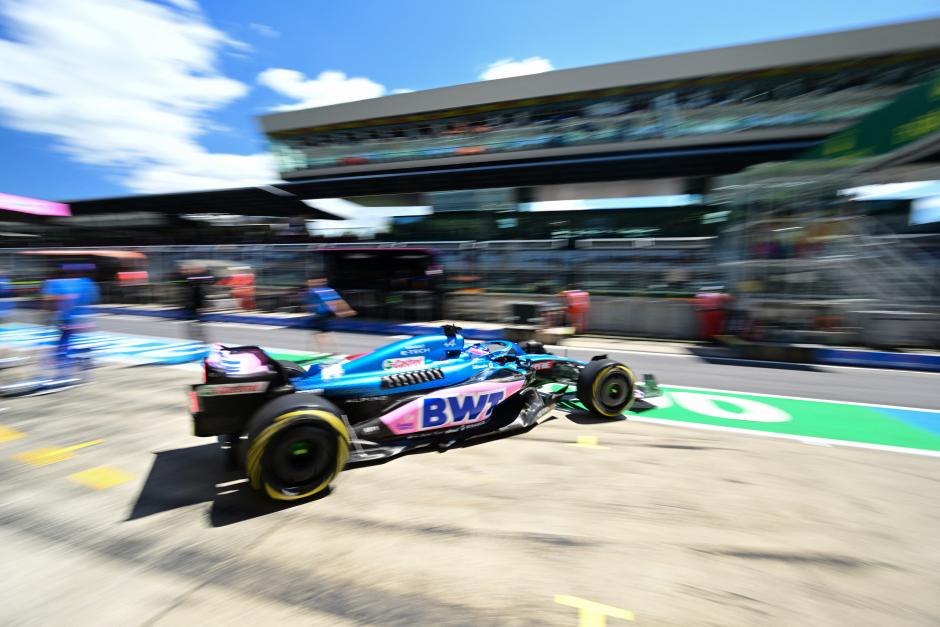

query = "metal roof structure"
[
  {"left": 62, "top": 185, "right": 342, "bottom": 219},
  {"left": 261, "top": 17, "right": 940, "bottom": 135}
]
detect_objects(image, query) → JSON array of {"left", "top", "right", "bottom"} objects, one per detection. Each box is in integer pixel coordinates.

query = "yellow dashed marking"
[
  {"left": 67, "top": 466, "right": 135, "bottom": 490},
  {"left": 567, "top": 435, "right": 608, "bottom": 449},
  {"left": 0, "top": 425, "right": 26, "bottom": 443},
  {"left": 555, "top": 594, "right": 635, "bottom": 625},
  {"left": 14, "top": 439, "right": 104, "bottom": 467}
]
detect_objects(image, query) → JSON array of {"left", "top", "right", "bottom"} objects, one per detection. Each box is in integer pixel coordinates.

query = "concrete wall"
[
  {"left": 587, "top": 297, "right": 699, "bottom": 339},
  {"left": 855, "top": 310, "right": 940, "bottom": 350},
  {"left": 444, "top": 293, "right": 701, "bottom": 339}
]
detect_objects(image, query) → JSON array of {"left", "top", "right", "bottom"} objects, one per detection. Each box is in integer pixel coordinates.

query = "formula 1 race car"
[{"left": 188, "top": 325, "right": 659, "bottom": 501}]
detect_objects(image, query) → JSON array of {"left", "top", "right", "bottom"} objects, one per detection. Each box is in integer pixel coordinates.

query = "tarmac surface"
[
  {"left": 86, "top": 313, "right": 940, "bottom": 409},
  {"left": 1, "top": 316, "right": 938, "bottom": 625}
]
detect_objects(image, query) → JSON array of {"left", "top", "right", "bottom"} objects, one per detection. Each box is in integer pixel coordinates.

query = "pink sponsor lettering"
[{"left": 380, "top": 379, "right": 524, "bottom": 435}]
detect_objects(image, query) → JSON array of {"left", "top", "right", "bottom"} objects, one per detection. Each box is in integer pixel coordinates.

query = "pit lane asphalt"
[
  {"left": 1, "top": 315, "right": 938, "bottom": 625},
  {"left": 60, "top": 312, "right": 940, "bottom": 410},
  {"left": 1, "top": 355, "right": 938, "bottom": 625}
]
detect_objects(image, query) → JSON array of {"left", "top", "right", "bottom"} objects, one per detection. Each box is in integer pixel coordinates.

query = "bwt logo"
[{"left": 421, "top": 391, "right": 504, "bottom": 428}]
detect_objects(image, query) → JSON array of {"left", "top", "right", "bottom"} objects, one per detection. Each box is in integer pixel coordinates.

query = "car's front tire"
[
  {"left": 244, "top": 395, "right": 349, "bottom": 501},
  {"left": 576, "top": 358, "right": 636, "bottom": 418}
]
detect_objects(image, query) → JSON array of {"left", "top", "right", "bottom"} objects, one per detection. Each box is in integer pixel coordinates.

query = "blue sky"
[{"left": 0, "top": 0, "right": 937, "bottom": 202}]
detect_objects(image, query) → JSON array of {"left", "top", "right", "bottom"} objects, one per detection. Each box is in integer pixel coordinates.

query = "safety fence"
[{"left": 0, "top": 238, "right": 722, "bottom": 303}]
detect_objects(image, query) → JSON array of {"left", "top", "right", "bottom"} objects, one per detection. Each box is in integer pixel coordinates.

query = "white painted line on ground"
[
  {"left": 666, "top": 384, "right": 940, "bottom": 414},
  {"left": 163, "top": 319, "right": 289, "bottom": 331},
  {"left": 95, "top": 314, "right": 156, "bottom": 322},
  {"left": 701, "top": 357, "right": 940, "bottom": 377},
  {"left": 164, "top": 362, "right": 202, "bottom": 372},
  {"left": 79, "top": 321, "right": 940, "bottom": 377},
  {"left": 5, "top": 322, "right": 195, "bottom": 347},
  {"left": 628, "top": 416, "right": 940, "bottom": 459},
  {"left": 552, "top": 343, "right": 940, "bottom": 377},
  {"left": 206, "top": 322, "right": 287, "bottom": 330},
  {"left": 126, "top": 343, "right": 940, "bottom": 414},
  {"left": 549, "top": 345, "right": 690, "bottom": 359}
]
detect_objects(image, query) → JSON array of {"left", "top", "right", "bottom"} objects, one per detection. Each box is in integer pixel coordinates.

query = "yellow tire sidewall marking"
[
  {"left": 591, "top": 365, "right": 636, "bottom": 416},
  {"left": 246, "top": 409, "right": 350, "bottom": 501}
]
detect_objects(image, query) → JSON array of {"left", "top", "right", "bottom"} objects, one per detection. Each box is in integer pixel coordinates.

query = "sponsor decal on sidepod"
[
  {"left": 382, "top": 356, "right": 426, "bottom": 370},
  {"left": 421, "top": 391, "right": 504, "bottom": 428},
  {"left": 380, "top": 380, "right": 525, "bottom": 434}
]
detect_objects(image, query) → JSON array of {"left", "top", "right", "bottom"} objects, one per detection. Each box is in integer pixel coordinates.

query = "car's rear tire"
[
  {"left": 244, "top": 395, "right": 349, "bottom": 501},
  {"left": 576, "top": 359, "right": 636, "bottom": 417}
]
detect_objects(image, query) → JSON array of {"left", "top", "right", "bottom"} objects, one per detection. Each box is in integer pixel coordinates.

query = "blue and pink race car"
[{"left": 188, "top": 325, "right": 658, "bottom": 501}]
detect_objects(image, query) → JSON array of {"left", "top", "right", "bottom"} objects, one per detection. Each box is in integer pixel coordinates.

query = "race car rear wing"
[{"left": 190, "top": 345, "right": 294, "bottom": 437}]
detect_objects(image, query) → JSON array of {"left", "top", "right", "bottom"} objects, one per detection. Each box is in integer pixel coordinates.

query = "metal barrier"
[{"left": 0, "top": 238, "right": 722, "bottom": 301}]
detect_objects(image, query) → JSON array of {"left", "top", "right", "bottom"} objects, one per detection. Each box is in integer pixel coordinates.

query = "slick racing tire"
[
  {"left": 576, "top": 359, "right": 636, "bottom": 418},
  {"left": 244, "top": 395, "right": 349, "bottom": 502}
]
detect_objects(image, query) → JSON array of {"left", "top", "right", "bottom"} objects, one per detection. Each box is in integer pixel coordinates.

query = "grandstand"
[{"left": 261, "top": 18, "right": 940, "bottom": 184}]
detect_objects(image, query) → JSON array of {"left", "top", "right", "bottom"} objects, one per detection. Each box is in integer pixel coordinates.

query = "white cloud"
[
  {"left": 479, "top": 56, "right": 553, "bottom": 81},
  {"left": 0, "top": 0, "right": 276, "bottom": 194},
  {"left": 127, "top": 151, "right": 276, "bottom": 195},
  {"left": 258, "top": 68, "right": 389, "bottom": 111},
  {"left": 391, "top": 88, "right": 414, "bottom": 95},
  {"left": 248, "top": 22, "right": 279, "bottom": 38},
  {"left": 165, "top": 0, "right": 198, "bottom": 11}
]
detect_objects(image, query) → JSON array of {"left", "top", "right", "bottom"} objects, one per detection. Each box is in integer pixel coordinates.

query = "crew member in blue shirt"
[
  {"left": 40, "top": 264, "right": 99, "bottom": 377},
  {"left": 305, "top": 277, "right": 355, "bottom": 353}
]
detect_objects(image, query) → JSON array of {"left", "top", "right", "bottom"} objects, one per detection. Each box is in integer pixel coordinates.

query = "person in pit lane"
[
  {"left": 40, "top": 263, "right": 99, "bottom": 380},
  {"left": 304, "top": 277, "right": 356, "bottom": 354}
]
